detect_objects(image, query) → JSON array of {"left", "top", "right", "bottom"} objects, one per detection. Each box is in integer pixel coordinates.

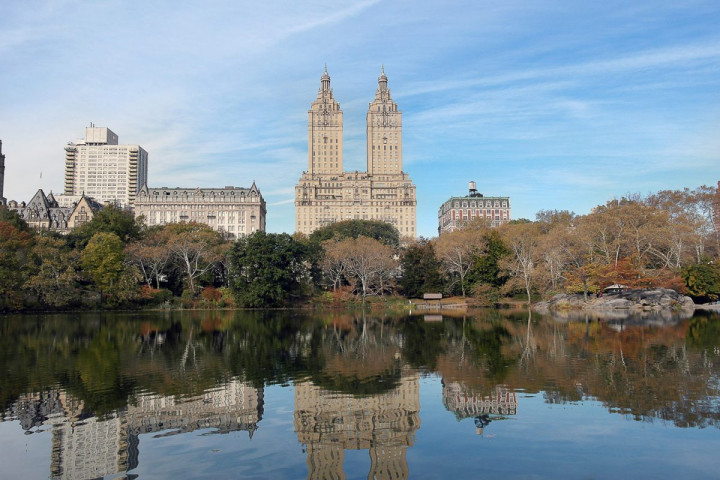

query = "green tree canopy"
[
  {"left": 400, "top": 239, "right": 443, "bottom": 298},
  {"left": 682, "top": 260, "right": 720, "bottom": 301},
  {"left": 309, "top": 220, "right": 400, "bottom": 247},
  {"left": 467, "top": 229, "right": 510, "bottom": 289},
  {"left": 0, "top": 221, "right": 34, "bottom": 310},
  {"left": 69, "top": 205, "right": 143, "bottom": 249},
  {"left": 0, "top": 206, "right": 31, "bottom": 232},
  {"left": 25, "top": 234, "right": 80, "bottom": 308},
  {"left": 229, "top": 231, "right": 310, "bottom": 307},
  {"left": 80, "top": 232, "right": 140, "bottom": 305}
]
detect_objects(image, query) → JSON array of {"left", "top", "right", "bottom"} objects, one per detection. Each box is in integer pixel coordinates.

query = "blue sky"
[{"left": 1, "top": 0, "right": 718, "bottom": 237}]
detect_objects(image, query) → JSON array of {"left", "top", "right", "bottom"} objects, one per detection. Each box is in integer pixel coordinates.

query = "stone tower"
[
  {"left": 307, "top": 65, "right": 344, "bottom": 175},
  {"left": 295, "top": 67, "right": 417, "bottom": 238},
  {"left": 366, "top": 66, "right": 402, "bottom": 175}
]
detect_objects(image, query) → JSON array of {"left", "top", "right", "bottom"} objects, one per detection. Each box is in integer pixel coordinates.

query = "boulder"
[{"left": 536, "top": 288, "right": 695, "bottom": 312}]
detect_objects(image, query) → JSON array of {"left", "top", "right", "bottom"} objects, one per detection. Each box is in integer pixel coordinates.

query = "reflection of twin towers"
[{"left": 294, "top": 371, "right": 421, "bottom": 479}]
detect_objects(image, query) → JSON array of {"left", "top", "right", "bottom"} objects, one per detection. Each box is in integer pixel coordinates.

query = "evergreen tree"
[
  {"left": 229, "top": 231, "right": 310, "bottom": 307},
  {"left": 400, "top": 239, "right": 443, "bottom": 298}
]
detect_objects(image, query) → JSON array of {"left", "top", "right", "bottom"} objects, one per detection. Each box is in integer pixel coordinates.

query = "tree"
[
  {"left": 229, "top": 231, "right": 310, "bottom": 307},
  {"left": 535, "top": 209, "right": 577, "bottom": 233},
  {"left": 24, "top": 234, "right": 80, "bottom": 307},
  {"left": 126, "top": 226, "right": 173, "bottom": 289},
  {"left": 467, "top": 230, "right": 510, "bottom": 289},
  {"left": 0, "top": 205, "right": 31, "bottom": 232},
  {"left": 499, "top": 222, "right": 541, "bottom": 305},
  {"left": 68, "top": 205, "right": 143, "bottom": 249},
  {"left": 329, "top": 236, "right": 397, "bottom": 300},
  {"left": 309, "top": 219, "right": 400, "bottom": 247},
  {"left": 80, "top": 232, "right": 140, "bottom": 304},
  {"left": 321, "top": 238, "right": 349, "bottom": 292},
  {"left": 0, "top": 221, "right": 33, "bottom": 310},
  {"left": 682, "top": 261, "right": 720, "bottom": 302},
  {"left": 400, "top": 239, "right": 443, "bottom": 298},
  {"left": 165, "top": 222, "right": 225, "bottom": 294},
  {"left": 646, "top": 185, "right": 719, "bottom": 260},
  {"left": 434, "top": 229, "right": 484, "bottom": 298}
]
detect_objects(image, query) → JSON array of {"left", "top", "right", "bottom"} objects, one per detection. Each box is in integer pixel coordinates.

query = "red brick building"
[{"left": 438, "top": 181, "right": 511, "bottom": 234}]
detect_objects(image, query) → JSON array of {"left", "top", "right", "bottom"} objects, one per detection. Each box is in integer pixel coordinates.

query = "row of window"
[{"left": 450, "top": 200, "right": 508, "bottom": 209}]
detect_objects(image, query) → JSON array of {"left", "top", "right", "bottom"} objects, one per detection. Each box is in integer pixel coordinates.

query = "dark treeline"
[{"left": 1, "top": 184, "right": 719, "bottom": 311}]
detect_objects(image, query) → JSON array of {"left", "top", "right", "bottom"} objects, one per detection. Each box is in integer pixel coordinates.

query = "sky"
[{"left": 1, "top": 0, "right": 718, "bottom": 238}]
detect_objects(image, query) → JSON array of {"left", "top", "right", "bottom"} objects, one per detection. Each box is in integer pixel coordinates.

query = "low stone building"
[
  {"left": 8, "top": 190, "right": 102, "bottom": 233},
  {"left": 134, "top": 183, "right": 266, "bottom": 239}
]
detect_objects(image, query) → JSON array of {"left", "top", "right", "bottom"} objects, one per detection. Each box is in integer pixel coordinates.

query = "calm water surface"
[{"left": 0, "top": 308, "right": 719, "bottom": 479}]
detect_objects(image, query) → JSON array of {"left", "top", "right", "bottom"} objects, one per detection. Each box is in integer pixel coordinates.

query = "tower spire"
[
  {"left": 321, "top": 64, "right": 331, "bottom": 92},
  {"left": 378, "top": 65, "right": 388, "bottom": 93}
]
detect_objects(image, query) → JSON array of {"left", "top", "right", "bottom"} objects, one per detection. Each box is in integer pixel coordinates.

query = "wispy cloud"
[{"left": 1, "top": 1, "right": 718, "bottom": 236}]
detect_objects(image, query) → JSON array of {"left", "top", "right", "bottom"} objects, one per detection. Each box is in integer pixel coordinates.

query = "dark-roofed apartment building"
[{"left": 134, "top": 183, "right": 266, "bottom": 239}]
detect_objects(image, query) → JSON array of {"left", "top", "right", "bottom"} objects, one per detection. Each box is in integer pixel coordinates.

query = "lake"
[{"left": 1, "top": 308, "right": 718, "bottom": 479}]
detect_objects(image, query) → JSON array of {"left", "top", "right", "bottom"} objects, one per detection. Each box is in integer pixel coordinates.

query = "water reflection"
[
  {"left": 0, "top": 309, "right": 719, "bottom": 478},
  {"left": 295, "top": 371, "right": 420, "bottom": 479},
  {"left": 442, "top": 383, "right": 517, "bottom": 435},
  {"left": 9, "top": 381, "right": 263, "bottom": 479}
]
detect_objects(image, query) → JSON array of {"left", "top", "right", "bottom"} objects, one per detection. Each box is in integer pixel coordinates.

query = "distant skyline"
[{"left": 1, "top": 1, "right": 718, "bottom": 237}]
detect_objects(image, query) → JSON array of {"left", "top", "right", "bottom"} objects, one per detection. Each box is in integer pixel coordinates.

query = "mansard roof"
[{"left": 140, "top": 185, "right": 260, "bottom": 196}]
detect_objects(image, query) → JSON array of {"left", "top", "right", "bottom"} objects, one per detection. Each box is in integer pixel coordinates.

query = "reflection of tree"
[
  {"left": 686, "top": 314, "right": 720, "bottom": 350},
  {"left": 443, "top": 315, "right": 513, "bottom": 383},
  {"left": 1, "top": 309, "right": 719, "bottom": 432},
  {"left": 400, "top": 317, "right": 446, "bottom": 369},
  {"left": 310, "top": 312, "right": 404, "bottom": 396},
  {"left": 519, "top": 309, "right": 537, "bottom": 367}
]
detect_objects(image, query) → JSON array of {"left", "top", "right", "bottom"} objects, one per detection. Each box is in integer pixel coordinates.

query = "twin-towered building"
[
  {"left": 3, "top": 68, "right": 512, "bottom": 238},
  {"left": 294, "top": 67, "right": 417, "bottom": 238}
]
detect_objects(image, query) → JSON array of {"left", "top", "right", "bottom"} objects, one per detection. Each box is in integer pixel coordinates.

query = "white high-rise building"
[{"left": 64, "top": 126, "right": 148, "bottom": 207}]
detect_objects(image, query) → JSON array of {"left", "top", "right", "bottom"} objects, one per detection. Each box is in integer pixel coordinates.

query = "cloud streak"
[{"left": 1, "top": 1, "right": 718, "bottom": 237}]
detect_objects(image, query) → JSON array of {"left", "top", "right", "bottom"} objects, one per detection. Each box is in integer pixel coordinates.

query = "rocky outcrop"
[{"left": 534, "top": 288, "right": 695, "bottom": 313}]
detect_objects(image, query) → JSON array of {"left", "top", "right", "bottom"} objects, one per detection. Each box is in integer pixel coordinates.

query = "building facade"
[
  {"left": 294, "top": 371, "right": 420, "bottom": 479},
  {"left": 134, "top": 183, "right": 266, "bottom": 239},
  {"left": 64, "top": 126, "right": 148, "bottom": 208},
  {"left": 0, "top": 140, "right": 5, "bottom": 206},
  {"left": 295, "top": 67, "right": 417, "bottom": 238},
  {"left": 438, "top": 181, "right": 511, "bottom": 234},
  {"left": 10, "top": 381, "right": 263, "bottom": 479},
  {"left": 8, "top": 190, "right": 102, "bottom": 233}
]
